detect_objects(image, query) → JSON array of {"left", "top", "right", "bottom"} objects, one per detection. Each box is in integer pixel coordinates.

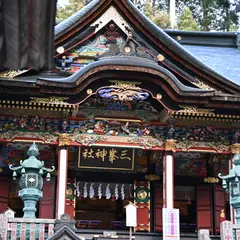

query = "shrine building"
[{"left": 0, "top": 0, "right": 240, "bottom": 239}]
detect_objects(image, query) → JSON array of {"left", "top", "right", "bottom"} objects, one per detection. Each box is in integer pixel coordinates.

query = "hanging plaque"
[{"left": 78, "top": 147, "right": 135, "bottom": 170}]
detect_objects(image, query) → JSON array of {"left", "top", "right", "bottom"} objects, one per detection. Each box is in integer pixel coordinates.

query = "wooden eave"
[{"left": 0, "top": 69, "right": 240, "bottom": 113}]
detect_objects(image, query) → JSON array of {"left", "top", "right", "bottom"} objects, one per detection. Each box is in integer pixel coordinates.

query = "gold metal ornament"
[
  {"left": 137, "top": 190, "right": 148, "bottom": 200},
  {"left": 56, "top": 46, "right": 65, "bottom": 54},
  {"left": 145, "top": 174, "right": 160, "bottom": 181},
  {"left": 157, "top": 54, "right": 165, "bottom": 62},
  {"left": 156, "top": 93, "right": 162, "bottom": 100},
  {"left": 204, "top": 177, "right": 219, "bottom": 184},
  {"left": 87, "top": 89, "right": 93, "bottom": 95}
]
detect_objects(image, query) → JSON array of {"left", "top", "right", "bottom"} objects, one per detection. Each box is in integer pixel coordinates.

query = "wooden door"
[
  {"left": 154, "top": 182, "right": 163, "bottom": 232},
  {"left": 197, "top": 185, "right": 213, "bottom": 233},
  {"left": 39, "top": 177, "right": 56, "bottom": 219},
  {"left": 0, "top": 176, "right": 10, "bottom": 213},
  {"left": 214, "top": 184, "right": 225, "bottom": 234}
]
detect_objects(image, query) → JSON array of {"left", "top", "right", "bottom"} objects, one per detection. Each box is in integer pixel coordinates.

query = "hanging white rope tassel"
[
  {"left": 98, "top": 183, "right": 102, "bottom": 199},
  {"left": 106, "top": 184, "right": 111, "bottom": 199},
  {"left": 121, "top": 184, "right": 125, "bottom": 200},
  {"left": 89, "top": 183, "right": 95, "bottom": 199},
  {"left": 84, "top": 183, "right": 88, "bottom": 198},
  {"left": 115, "top": 184, "right": 119, "bottom": 200},
  {"left": 76, "top": 182, "right": 81, "bottom": 198}
]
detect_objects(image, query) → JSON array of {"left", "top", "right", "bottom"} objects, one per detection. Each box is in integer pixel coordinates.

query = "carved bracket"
[
  {"left": 165, "top": 139, "right": 176, "bottom": 152},
  {"left": 231, "top": 143, "right": 240, "bottom": 154},
  {"left": 58, "top": 134, "right": 70, "bottom": 147}
]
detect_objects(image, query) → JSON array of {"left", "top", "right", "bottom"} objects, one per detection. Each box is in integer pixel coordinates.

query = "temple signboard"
[
  {"left": 0, "top": 214, "right": 8, "bottom": 240},
  {"left": 162, "top": 208, "right": 180, "bottom": 240},
  {"left": 78, "top": 147, "right": 135, "bottom": 170},
  {"left": 220, "top": 221, "right": 233, "bottom": 240}
]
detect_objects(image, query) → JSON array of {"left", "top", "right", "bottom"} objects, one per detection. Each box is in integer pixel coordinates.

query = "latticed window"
[{"left": 27, "top": 174, "right": 38, "bottom": 187}]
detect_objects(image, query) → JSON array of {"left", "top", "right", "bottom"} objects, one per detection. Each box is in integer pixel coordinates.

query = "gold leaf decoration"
[
  {"left": 193, "top": 79, "right": 215, "bottom": 90},
  {"left": 0, "top": 70, "right": 28, "bottom": 78},
  {"left": 178, "top": 106, "right": 215, "bottom": 115},
  {"left": 30, "top": 97, "right": 69, "bottom": 105},
  {"left": 109, "top": 80, "right": 141, "bottom": 89}
]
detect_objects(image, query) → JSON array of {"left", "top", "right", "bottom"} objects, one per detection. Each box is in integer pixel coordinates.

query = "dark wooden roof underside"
[{"left": 0, "top": 0, "right": 56, "bottom": 70}]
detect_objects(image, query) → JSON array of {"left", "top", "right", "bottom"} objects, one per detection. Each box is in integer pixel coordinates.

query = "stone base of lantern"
[{"left": 19, "top": 188, "right": 43, "bottom": 218}]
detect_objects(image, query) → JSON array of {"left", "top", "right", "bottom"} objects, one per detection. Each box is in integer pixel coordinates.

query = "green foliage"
[
  {"left": 178, "top": 7, "right": 199, "bottom": 31},
  {"left": 143, "top": 2, "right": 158, "bottom": 19},
  {"left": 229, "top": 23, "right": 239, "bottom": 31},
  {"left": 176, "top": 0, "right": 239, "bottom": 31},
  {"left": 143, "top": 2, "right": 171, "bottom": 29},
  {"left": 56, "top": 0, "right": 86, "bottom": 22},
  {"left": 152, "top": 11, "right": 171, "bottom": 29},
  {"left": 56, "top": 0, "right": 239, "bottom": 32}
]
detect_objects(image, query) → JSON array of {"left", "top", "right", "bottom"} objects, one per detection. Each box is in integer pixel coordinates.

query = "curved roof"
[
  {"left": 165, "top": 30, "right": 240, "bottom": 86},
  {"left": 38, "top": 56, "right": 212, "bottom": 96},
  {"left": 54, "top": 0, "right": 240, "bottom": 93},
  {"left": 183, "top": 45, "right": 240, "bottom": 86},
  {"left": 55, "top": 0, "right": 101, "bottom": 37}
]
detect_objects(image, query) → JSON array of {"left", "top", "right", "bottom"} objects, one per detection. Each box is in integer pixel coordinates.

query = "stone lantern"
[
  {"left": 219, "top": 153, "right": 240, "bottom": 224},
  {"left": 9, "top": 143, "right": 55, "bottom": 218}
]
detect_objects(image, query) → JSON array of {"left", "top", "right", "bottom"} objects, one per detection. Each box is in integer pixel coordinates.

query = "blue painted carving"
[{"left": 98, "top": 88, "right": 150, "bottom": 101}]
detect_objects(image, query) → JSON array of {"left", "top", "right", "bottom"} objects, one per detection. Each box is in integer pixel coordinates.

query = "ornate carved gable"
[
  {"left": 0, "top": 0, "right": 239, "bottom": 116},
  {"left": 54, "top": 0, "right": 240, "bottom": 95},
  {"left": 55, "top": 6, "right": 156, "bottom": 74}
]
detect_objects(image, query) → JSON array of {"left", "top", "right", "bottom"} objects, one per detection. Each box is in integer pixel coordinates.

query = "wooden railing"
[{"left": 0, "top": 215, "right": 55, "bottom": 240}]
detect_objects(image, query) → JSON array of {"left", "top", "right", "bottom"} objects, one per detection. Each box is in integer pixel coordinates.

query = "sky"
[{"left": 57, "top": 0, "right": 69, "bottom": 7}]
